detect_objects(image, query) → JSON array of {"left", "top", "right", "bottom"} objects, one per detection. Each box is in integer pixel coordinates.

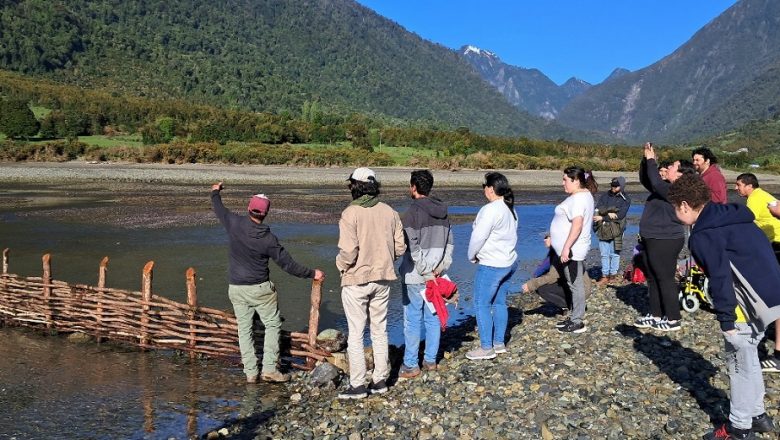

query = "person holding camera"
[
  {"left": 635, "top": 142, "right": 695, "bottom": 332},
  {"left": 593, "top": 176, "right": 631, "bottom": 285}
]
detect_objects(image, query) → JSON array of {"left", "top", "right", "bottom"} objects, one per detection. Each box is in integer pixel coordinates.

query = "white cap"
[{"left": 348, "top": 167, "right": 377, "bottom": 183}]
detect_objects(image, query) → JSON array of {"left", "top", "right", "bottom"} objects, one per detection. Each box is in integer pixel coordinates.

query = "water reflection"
[{"left": 0, "top": 328, "right": 292, "bottom": 439}]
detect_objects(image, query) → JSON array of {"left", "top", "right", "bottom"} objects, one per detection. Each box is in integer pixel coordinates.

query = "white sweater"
[{"left": 468, "top": 199, "right": 518, "bottom": 267}]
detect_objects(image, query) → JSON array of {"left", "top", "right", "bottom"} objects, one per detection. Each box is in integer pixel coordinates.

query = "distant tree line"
[{"left": 0, "top": 69, "right": 709, "bottom": 172}]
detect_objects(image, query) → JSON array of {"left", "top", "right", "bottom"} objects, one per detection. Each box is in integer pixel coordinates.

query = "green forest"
[
  {"left": 0, "top": 0, "right": 587, "bottom": 140},
  {"left": 0, "top": 69, "right": 729, "bottom": 173}
]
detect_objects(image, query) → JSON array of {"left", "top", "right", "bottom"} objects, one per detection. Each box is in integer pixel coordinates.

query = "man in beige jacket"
[{"left": 336, "top": 167, "right": 406, "bottom": 399}]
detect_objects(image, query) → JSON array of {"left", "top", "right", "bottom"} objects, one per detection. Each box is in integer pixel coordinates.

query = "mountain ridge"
[
  {"left": 457, "top": 44, "right": 592, "bottom": 120},
  {"left": 557, "top": 0, "right": 780, "bottom": 143}
]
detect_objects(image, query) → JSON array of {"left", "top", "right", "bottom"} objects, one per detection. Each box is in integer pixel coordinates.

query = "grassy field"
[
  {"left": 77, "top": 135, "right": 143, "bottom": 148},
  {"left": 30, "top": 106, "right": 51, "bottom": 119},
  {"left": 298, "top": 142, "right": 438, "bottom": 165}
]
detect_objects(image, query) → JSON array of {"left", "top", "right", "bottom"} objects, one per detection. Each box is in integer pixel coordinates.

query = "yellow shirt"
[{"left": 746, "top": 187, "right": 780, "bottom": 243}]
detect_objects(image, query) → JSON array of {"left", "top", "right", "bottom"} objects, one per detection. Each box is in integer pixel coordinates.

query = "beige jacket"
[{"left": 336, "top": 202, "right": 406, "bottom": 287}]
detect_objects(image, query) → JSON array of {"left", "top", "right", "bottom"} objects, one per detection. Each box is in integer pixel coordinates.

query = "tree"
[{"left": 0, "top": 99, "right": 40, "bottom": 139}]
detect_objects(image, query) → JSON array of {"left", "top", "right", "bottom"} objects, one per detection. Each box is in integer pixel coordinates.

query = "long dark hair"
[
  {"left": 563, "top": 166, "right": 598, "bottom": 194},
  {"left": 484, "top": 172, "right": 516, "bottom": 220}
]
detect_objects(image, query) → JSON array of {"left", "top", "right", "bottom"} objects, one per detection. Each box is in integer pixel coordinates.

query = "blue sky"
[{"left": 355, "top": 0, "right": 739, "bottom": 85}]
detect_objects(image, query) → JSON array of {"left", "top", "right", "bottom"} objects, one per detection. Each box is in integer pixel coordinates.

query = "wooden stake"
[
  {"left": 186, "top": 267, "right": 197, "bottom": 359},
  {"left": 140, "top": 261, "right": 154, "bottom": 349},
  {"left": 306, "top": 279, "right": 322, "bottom": 368},
  {"left": 42, "top": 254, "right": 52, "bottom": 329},
  {"left": 2, "top": 248, "right": 8, "bottom": 274},
  {"left": 96, "top": 256, "right": 109, "bottom": 342}
]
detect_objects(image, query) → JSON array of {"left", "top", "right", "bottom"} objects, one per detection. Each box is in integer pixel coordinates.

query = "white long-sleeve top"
[{"left": 467, "top": 199, "right": 518, "bottom": 267}]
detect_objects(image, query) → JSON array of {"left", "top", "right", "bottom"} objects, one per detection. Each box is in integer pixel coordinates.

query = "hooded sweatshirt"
[
  {"left": 399, "top": 196, "right": 454, "bottom": 284},
  {"left": 211, "top": 191, "right": 314, "bottom": 285},
  {"left": 595, "top": 176, "right": 631, "bottom": 220},
  {"left": 689, "top": 203, "right": 780, "bottom": 331}
]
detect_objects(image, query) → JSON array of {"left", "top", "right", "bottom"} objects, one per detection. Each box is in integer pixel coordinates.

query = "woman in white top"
[
  {"left": 550, "top": 166, "right": 597, "bottom": 333},
  {"left": 466, "top": 172, "right": 519, "bottom": 360}
]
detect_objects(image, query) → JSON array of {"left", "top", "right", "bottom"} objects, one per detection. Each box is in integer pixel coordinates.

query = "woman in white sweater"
[{"left": 466, "top": 172, "right": 519, "bottom": 360}]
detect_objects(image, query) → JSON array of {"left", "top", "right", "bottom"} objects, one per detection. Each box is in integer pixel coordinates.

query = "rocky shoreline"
[{"left": 213, "top": 279, "right": 779, "bottom": 439}]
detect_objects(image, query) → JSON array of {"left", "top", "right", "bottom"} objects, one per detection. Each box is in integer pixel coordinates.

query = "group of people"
[{"left": 210, "top": 150, "right": 780, "bottom": 438}]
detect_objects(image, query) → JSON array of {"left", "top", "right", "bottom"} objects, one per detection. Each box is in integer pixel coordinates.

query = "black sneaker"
[
  {"left": 752, "top": 413, "right": 776, "bottom": 433},
  {"left": 368, "top": 380, "right": 388, "bottom": 395},
  {"left": 555, "top": 318, "right": 571, "bottom": 328},
  {"left": 337, "top": 385, "right": 368, "bottom": 400},
  {"left": 557, "top": 320, "right": 586, "bottom": 333},
  {"left": 702, "top": 423, "right": 756, "bottom": 440},
  {"left": 651, "top": 317, "right": 681, "bottom": 332},
  {"left": 634, "top": 314, "right": 660, "bottom": 329},
  {"left": 760, "top": 356, "right": 780, "bottom": 373}
]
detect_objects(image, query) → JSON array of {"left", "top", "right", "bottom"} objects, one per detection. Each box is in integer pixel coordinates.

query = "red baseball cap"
[{"left": 248, "top": 194, "right": 270, "bottom": 216}]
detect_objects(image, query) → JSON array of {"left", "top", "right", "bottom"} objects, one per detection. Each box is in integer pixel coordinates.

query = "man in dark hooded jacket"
[
  {"left": 593, "top": 176, "right": 631, "bottom": 284},
  {"left": 668, "top": 174, "right": 779, "bottom": 440},
  {"left": 398, "top": 170, "right": 454, "bottom": 378},
  {"left": 211, "top": 182, "right": 324, "bottom": 384}
]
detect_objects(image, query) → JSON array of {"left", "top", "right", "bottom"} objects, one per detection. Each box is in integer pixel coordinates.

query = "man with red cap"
[{"left": 211, "top": 182, "right": 324, "bottom": 383}]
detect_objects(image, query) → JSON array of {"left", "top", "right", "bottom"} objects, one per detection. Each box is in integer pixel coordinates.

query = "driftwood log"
[{"left": 0, "top": 248, "right": 331, "bottom": 370}]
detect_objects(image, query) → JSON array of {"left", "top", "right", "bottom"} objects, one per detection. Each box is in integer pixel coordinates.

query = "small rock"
[
  {"left": 67, "top": 332, "right": 93, "bottom": 344},
  {"left": 317, "top": 329, "right": 347, "bottom": 352},
  {"left": 309, "top": 362, "right": 341, "bottom": 387},
  {"left": 290, "top": 393, "right": 302, "bottom": 403}
]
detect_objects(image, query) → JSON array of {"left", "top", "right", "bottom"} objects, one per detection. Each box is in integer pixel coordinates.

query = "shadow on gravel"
[
  {"left": 615, "top": 324, "right": 729, "bottom": 425},
  {"left": 208, "top": 385, "right": 279, "bottom": 440},
  {"left": 614, "top": 283, "right": 650, "bottom": 316}
]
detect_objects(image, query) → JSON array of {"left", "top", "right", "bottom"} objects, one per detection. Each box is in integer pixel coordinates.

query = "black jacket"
[
  {"left": 211, "top": 191, "right": 314, "bottom": 285},
  {"left": 638, "top": 158, "right": 684, "bottom": 239}
]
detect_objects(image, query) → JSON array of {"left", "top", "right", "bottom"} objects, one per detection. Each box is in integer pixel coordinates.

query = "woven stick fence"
[{"left": 0, "top": 248, "right": 329, "bottom": 370}]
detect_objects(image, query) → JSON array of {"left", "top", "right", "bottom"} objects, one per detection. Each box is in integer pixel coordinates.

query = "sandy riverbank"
[{"left": 4, "top": 161, "right": 780, "bottom": 188}]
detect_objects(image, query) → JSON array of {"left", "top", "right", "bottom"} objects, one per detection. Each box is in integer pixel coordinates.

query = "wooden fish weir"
[{"left": 0, "top": 248, "right": 330, "bottom": 370}]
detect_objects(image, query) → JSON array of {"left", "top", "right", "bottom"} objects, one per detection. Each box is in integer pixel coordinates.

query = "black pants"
[
  {"left": 537, "top": 283, "right": 568, "bottom": 309},
  {"left": 642, "top": 236, "right": 685, "bottom": 321}
]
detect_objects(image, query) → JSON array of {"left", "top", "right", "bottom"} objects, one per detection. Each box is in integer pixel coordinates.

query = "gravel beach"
[{"left": 214, "top": 278, "right": 780, "bottom": 440}]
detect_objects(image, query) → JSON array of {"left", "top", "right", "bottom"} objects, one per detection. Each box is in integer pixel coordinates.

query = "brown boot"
[
  {"left": 261, "top": 371, "right": 291, "bottom": 383},
  {"left": 597, "top": 276, "right": 610, "bottom": 286}
]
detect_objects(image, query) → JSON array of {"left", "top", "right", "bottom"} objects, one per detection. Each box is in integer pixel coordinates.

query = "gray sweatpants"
[
  {"left": 563, "top": 260, "right": 586, "bottom": 324},
  {"left": 723, "top": 322, "right": 766, "bottom": 430}
]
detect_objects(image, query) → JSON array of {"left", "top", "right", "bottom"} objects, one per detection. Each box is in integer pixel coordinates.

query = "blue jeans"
[
  {"left": 598, "top": 240, "right": 620, "bottom": 276},
  {"left": 473, "top": 263, "right": 517, "bottom": 349},
  {"left": 402, "top": 283, "right": 441, "bottom": 367}
]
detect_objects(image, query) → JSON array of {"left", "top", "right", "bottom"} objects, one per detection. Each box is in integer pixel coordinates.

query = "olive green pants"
[{"left": 229, "top": 282, "right": 281, "bottom": 376}]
